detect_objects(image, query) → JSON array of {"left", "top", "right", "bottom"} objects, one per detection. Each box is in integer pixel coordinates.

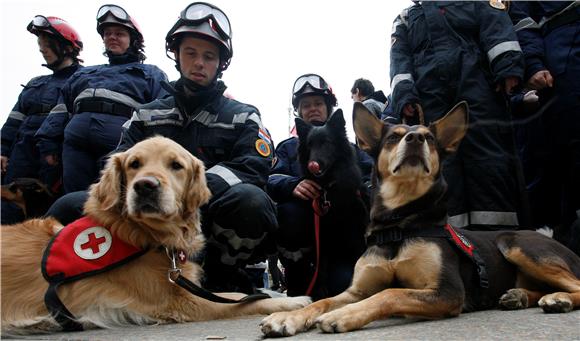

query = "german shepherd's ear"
[
  {"left": 429, "top": 101, "right": 469, "bottom": 153},
  {"left": 295, "top": 117, "right": 312, "bottom": 141},
  {"left": 89, "top": 151, "right": 127, "bottom": 211},
  {"left": 327, "top": 109, "right": 346, "bottom": 133},
  {"left": 353, "top": 102, "right": 384, "bottom": 154}
]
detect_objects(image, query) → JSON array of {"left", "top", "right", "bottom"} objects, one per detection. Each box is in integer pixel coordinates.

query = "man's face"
[
  {"left": 178, "top": 36, "right": 220, "bottom": 87},
  {"left": 37, "top": 34, "right": 58, "bottom": 65},
  {"left": 103, "top": 25, "right": 131, "bottom": 55},
  {"left": 299, "top": 95, "right": 328, "bottom": 124}
]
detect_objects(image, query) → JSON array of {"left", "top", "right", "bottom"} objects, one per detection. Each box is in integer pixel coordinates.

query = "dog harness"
[
  {"left": 41, "top": 216, "right": 271, "bottom": 331},
  {"left": 42, "top": 216, "right": 147, "bottom": 331},
  {"left": 366, "top": 223, "right": 489, "bottom": 288}
]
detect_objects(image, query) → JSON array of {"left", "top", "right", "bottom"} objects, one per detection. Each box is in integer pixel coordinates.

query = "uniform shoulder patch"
[
  {"left": 255, "top": 139, "right": 271, "bottom": 157},
  {"left": 489, "top": 0, "right": 507, "bottom": 10}
]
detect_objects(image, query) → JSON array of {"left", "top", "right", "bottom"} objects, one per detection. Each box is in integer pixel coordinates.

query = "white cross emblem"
[{"left": 73, "top": 226, "right": 112, "bottom": 260}]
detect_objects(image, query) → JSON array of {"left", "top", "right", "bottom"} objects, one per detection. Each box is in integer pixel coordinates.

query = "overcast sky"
[{"left": 0, "top": 0, "right": 408, "bottom": 145}]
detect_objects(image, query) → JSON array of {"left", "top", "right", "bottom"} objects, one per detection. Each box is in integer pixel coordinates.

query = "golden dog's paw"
[
  {"left": 315, "top": 309, "right": 362, "bottom": 333},
  {"left": 261, "top": 296, "right": 312, "bottom": 315},
  {"left": 260, "top": 307, "right": 315, "bottom": 338},
  {"left": 539, "top": 293, "right": 573, "bottom": 313},
  {"left": 499, "top": 288, "right": 529, "bottom": 310}
]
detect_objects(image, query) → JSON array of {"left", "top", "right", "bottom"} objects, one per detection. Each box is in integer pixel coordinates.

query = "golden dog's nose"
[{"left": 134, "top": 176, "right": 160, "bottom": 196}]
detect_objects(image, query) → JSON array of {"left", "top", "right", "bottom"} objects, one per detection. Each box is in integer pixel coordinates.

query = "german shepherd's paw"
[
  {"left": 260, "top": 306, "right": 316, "bottom": 337},
  {"left": 499, "top": 288, "right": 529, "bottom": 310},
  {"left": 539, "top": 293, "right": 573, "bottom": 313},
  {"left": 315, "top": 307, "right": 365, "bottom": 333}
]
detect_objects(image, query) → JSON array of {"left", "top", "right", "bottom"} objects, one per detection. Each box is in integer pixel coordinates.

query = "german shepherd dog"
[
  {"left": 293, "top": 110, "right": 369, "bottom": 298},
  {"left": 260, "top": 102, "right": 580, "bottom": 336}
]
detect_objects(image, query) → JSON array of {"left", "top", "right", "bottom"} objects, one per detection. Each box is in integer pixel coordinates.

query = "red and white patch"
[{"left": 73, "top": 226, "right": 112, "bottom": 260}]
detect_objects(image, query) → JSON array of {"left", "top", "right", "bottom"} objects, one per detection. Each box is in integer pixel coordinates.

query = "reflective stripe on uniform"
[
  {"left": 73, "top": 88, "right": 142, "bottom": 109},
  {"left": 212, "top": 222, "right": 267, "bottom": 251},
  {"left": 448, "top": 211, "right": 519, "bottom": 228},
  {"left": 48, "top": 103, "right": 68, "bottom": 115},
  {"left": 207, "top": 165, "right": 242, "bottom": 187},
  {"left": 207, "top": 235, "right": 253, "bottom": 266},
  {"left": 278, "top": 245, "right": 311, "bottom": 262},
  {"left": 391, "top": 73, "right": 414, "bottom": 91},
  {"left": 7, "top": 111, "right": 25, "bottom": 121},
  {"left": 514, "top": 17, "right": 540, "bottom": 31},
  {"left": 487, "top": 41, "right": 522, "bottom": 63}
]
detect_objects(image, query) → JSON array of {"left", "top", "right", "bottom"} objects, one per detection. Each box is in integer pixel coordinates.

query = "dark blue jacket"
[
  {"left": 509, "top": 1, "right": 579, "bottom": 80},
  {"left": 267, "top": 136, "right": 373, "bottom": 202},
  {"left": 390, "top": 1, "right": 524, "bottom": 119},
  {"left": 1, "top": 64, "right": 81, "bottom": 157},
  {"left": 35, "top": 62, "right": 167, "bottom": 157},
  {"left": 116, "top": 81, "right": 274, "bottom": 200}
]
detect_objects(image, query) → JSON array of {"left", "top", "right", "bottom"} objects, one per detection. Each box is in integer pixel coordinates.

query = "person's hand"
[
  {"left": 292, "top": 179, "right": 321, "bottom": 201},
  {"left": 0, "top": 156, "right": 8, "bottom": 173},
  {"left": 495, "top": 76, "right": 520, "bottom": 95},
  {"left": 44, "top": 154, "right": 59, "bottom": 166},
  {"left": 526, "top": 70, "right": 554, "bottom": 90}
]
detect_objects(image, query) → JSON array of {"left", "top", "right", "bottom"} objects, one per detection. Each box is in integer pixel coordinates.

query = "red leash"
[{"left": 306, "top": 195, "right": 330, "bottom": 296}]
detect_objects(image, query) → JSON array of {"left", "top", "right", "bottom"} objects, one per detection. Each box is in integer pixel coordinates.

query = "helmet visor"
[
  {"left": 97, "top": 4, "right": 130, "bottom": 22},
  {"left": 292, "top": 74, "right": 330, "bottom": 95},
  {"left": 30, "top": 15, "right": 50, "bottom": 28},
  {"left": 180, "top": 2, "right": 231, "bottom": 39}
]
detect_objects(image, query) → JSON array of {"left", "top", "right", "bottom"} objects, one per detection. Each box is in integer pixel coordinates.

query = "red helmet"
[
  {"left": 27, "top": 15, "right": 83, "bottom": 51},
  {"left": 96, "top": 4, "right": 143, "bottom": 43}
]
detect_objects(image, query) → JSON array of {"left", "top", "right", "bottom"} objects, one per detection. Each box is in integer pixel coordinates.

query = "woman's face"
[
  {"left": 37, "top": 34, "right": 58, "bottom": 65},
  {"left": 103, "top": 25, "right": 131, "bottom": 55}
]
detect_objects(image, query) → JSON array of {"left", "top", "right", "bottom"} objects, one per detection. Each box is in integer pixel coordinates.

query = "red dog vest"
[{"left": 41, "top": 216, "right": 147, "bottom": 331}]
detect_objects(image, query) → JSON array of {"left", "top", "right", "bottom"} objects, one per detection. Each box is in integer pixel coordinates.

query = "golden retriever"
[{"left": 1, "top": 136, "right": 310, "bottom": 334}]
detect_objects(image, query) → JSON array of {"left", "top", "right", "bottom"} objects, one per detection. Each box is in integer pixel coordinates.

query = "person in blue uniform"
[
  {"left": 267, "top": 73, "right": 373, "bottom": 300},
  {"left": 389, "top": 1, "right": 526, "bottom": 231},
  {"left": 509, "top": 1, "right": 580, "bottom": 254},
  {"left": 35, "top": 4, "right": 168, "bottom": 194},
  {"left": 0, "top": 15, "right": 83, "bottom": 224},
  {"left": 45, "top": 2, "right": 277, "bottom": 294}
]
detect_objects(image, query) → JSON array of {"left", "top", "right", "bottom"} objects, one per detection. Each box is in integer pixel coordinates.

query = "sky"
[{"left": 0, "top": 0, "right": 409, "bottom": 145}]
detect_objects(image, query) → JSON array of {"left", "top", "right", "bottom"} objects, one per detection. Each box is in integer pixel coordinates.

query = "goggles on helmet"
[
  {"left": 97, "top": 4, "right": 130, "bottom": 23},
  {"left": 28, "top": 15, "right": 61, "bottom": 37},
  {"left": 172, "top": 2, "right": 232, "bottom": 41},
  {"left": 292, "top": 74, "right": 331, "bottom": 95}
]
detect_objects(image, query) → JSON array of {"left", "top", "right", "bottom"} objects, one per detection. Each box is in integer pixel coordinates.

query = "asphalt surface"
[{"left": 4, "top": 308, "right": 579, "bottom": 340}]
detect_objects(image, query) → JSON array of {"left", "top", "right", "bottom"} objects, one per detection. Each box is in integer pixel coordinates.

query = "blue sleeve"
[
  {"left": 148, "top": 66, "right": 170, "bottom": 100},
  {"left": 267, "top": 141, "right": 301, "bottom": 202},
  {"left": 34, "top": 84, "right": 72, "bottom": 157},
  {"left": 509, "top": 2, "right": 547, "bottom": 81},
  {"left": 477, "top": 2, "right": 525, "bottom": 83},
  {"left": 390, "top": 9, "right": 421, "bottom": 117},
  {"left": 1, "top": 98, "right": 25, "bottom": 156}
]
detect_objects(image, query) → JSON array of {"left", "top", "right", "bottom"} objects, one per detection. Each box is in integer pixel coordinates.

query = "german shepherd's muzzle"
[{"left": 260, "top": 101, "right": 580, "bottom": 336}]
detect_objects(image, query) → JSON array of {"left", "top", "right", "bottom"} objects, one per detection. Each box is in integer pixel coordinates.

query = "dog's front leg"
[
  {"left": 260, "top": 290, "right": 362, "bottom": 337},
  {"left": 316, "top": 288, "right": 463, "bottom": 333}
]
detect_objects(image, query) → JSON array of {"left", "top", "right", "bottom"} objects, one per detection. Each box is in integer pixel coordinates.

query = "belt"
[
  {"left": 74, "top": 100, "right": 134, "bottom": 117},
  {"left": 544, "top": 7, "right": 580, "bottom": 34}
]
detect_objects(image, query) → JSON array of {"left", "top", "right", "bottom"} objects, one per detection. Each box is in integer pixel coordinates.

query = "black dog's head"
[
  {"left": 353, "top": 101, "right": 468, "bottom": 212},
  {"left": 295, "top": 109, "right": 358, "bottom": 188}
]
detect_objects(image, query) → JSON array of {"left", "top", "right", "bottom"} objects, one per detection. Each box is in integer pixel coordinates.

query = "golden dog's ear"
[
  {"left": 353, "top": 102, "right": 384, "bottom": 155},
  {"left": 184, "top": 156, "right": 211, "bottom": 218},
  {"left": 90, "top": 152, "right": 126, "bottom": 211},
  {"left": 429, "top": 101, "right": 469, "bottom": 153}
]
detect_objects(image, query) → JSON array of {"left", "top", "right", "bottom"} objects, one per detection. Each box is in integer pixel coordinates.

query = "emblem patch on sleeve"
[
  {"left": 255, "top": 139, "right": 271, "bottom": 157},
  {"left": 489, "top": 0, "right": 506, "bottom": 10}
]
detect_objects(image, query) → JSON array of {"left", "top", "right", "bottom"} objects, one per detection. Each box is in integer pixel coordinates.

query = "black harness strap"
[
  {"left": 45, "top": 282, "right": 84, "bottom": 331},
  {"left": 367, "top": 224, "right": 489, "bottom": 288}
]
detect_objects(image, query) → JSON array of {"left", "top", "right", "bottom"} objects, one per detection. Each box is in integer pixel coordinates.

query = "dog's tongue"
[{"left": 308, "top": 161, "right": 320, "bottom": 175}]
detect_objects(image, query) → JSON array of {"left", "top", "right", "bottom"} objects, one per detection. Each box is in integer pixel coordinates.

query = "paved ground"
[{"left": 5, "top": 308, "right": 579, "bottom": 340}]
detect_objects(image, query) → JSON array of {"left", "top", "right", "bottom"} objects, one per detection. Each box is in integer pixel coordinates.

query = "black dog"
[
  {"left": 293, "top": 110, "right": 371, "bottom": 298},
  {"left": 1, "top": 178, "right": 55, "bottom": 220},
  {"left": 261, "top": 102, "right": 580, "bottom": 337}
]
